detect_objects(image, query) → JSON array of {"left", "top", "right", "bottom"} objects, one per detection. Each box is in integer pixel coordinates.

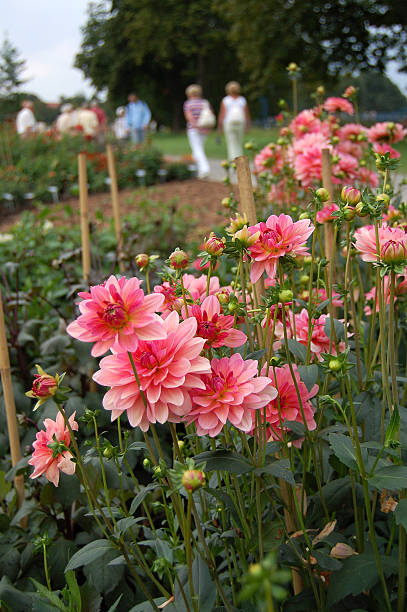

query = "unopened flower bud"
[
  {"left": 376, "top": 193, "right": 390, "bottom": 207},
  {"left": 330, "top": 543, "right": 357, "bottom": 559},
  {"left": 227, "top": 213, "right": 247, "bottom": 235},
  {"left": 135, "top": 253, "right": 149, "bottom": 269},
  {"left": 221, "top": 160, "right": 229, "bottom": 169},
  {"left": 355, "top": 202, "right": 369, "bottom": 217},
  {"left": 26, "top": 365, "right": 60, "bottom": 411},
  {"left": 169, "top": 249, "right": 188, "bottom": 270},
  {"left": 300, "top": 275, "right": 309, "bottom": 285},
  {"left": 244, "top": 141, "right": 254, "bottom": 150},
  {"left": 221, "top": 197, "right": 231, "bottom": 208},
  {"left": 316, "top": 188, "right": 330, "bottom": 202},
  {"left": 278, "top": 289, "right": 293, "bottom": 303},
  {"left": 234, "top": 226, "right": 260, "bottom": 247},
  {"left": 299, "top": 212, "right": 310, "bottom": 220},
  {"left": 103, "top": 447, "right": 114, "bottom": 459},
  {"left": 329, "top": 359, "right": 342, "bottom": 372},
  {"left": 381, "top": 240, "right": 407, "bottom": 265},
  {"left": 341, "top": 185, "right": 361, "bottom": 205},
  {"left": 216, "top": 290, "right": 230, "bottom": 305},
  {"left": 204, "top": 233, "right": 226, "bottom": 257},
  {"left": 182, "top": 469, "right": 206, "bottom": 492},
  {"left": 287, "top": 62, "right": 298, "bottom": 73},
  {"left": 343, "top": 86, "right": 356, "bottom": 99},
  {"left": 143, "top": 457, "right": 152, "bottom": 469},
  {"left": 249, "top": 563, "right": 263, "bottom": 578},
  {"left": 342, "top": 205, "right": 356, "bottom": 221},
  {"left": 316, "top": 85, "right": 325, "bottom": 96}
]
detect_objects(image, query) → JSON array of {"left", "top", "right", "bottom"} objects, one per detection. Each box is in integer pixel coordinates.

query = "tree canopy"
[
  {"left": 0, "top": 35, "right": 28, "bottom": 98},
  {"left": 75, "top": 0, "right": 407, "bottom": 125}
]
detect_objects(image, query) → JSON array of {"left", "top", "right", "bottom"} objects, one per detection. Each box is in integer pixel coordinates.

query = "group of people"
[
  {"left": 184, "top": 81, "right": 250, "bottom": 178},
  {"left": 15, "top": 93, "right": 151, "bottom": 144},
  {"left": 15, "top": 83, "right": 249, "bottom": 179}
]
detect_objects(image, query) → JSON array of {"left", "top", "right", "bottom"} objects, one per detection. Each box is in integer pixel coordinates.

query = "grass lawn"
[
  {"left": 150, "top": 127, "right": 279, "bottom": 160},
  {"left": 151, "top": 127, "right": 407, "bottom": 173}
]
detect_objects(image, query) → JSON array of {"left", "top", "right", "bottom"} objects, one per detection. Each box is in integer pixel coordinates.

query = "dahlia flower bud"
[
  {"left": 216, "top": 290, "right": 230, "bottom": 305},
  {"left": 330, "top": 543, "right": 357, "bottom": 559},
  {"left": 343, "top": 86, "right": 356, "bottom": 99},
  {"left": 376, "top": 193, "right": 390, "bottom": 207},
  {"left": 355, "top": 202, "right": 369, "bottom": 217},
  {"left": 343, "top": 205, "right": 356, "bottom": 221},
  {"left": 316, "top": 85, "right": 325, "bottom": 96},
  {"left": 169, "top": 248, "right": 188, "bottom": 270},
  {"left": 234, "top": 225, "right": 260, "bottom": 247},
  {"left": 135, "top": 253, "right": 149, "bottom": 269},
  {"left": 341, "top": 185, "right": 361, "bottom": 205},
  {"left": 221, "top": 197, "right": 231, "bottom": 208},
  {"left": 204, "top": 233, "right": 226, "bottom": 257},
  {"left": 26, "top": 365, "right": 60, "bottom": 411},
  {"left": 278, "top": 289, "right": 293, "bottom": 303},
  {"left": 381, "top": 240, "right": 407, "bottom": 265},
  {"left": 227, "top": 212, "right": 248, "bottom": 235},
  {"left": 328, "top": 359, "right": 342, "bottom": 372},
  {"left": 182, "top": 469, "right": 206, "bottom": 492},
  {"left": 316, "top": 187, "right": 330, "bottom": 202},
  {"left": 221, "top": 160, "right": 229, "bottom": 169},
  {"left": 287, "top": 62, "right": 298, "bottom": 73}
]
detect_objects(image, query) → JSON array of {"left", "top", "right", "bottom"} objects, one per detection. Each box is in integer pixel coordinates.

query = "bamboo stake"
[
  {"left": 0, "top": 285, "right": 24, "bottom": 507},
  {"left": 78, "top": 153, "right": 91, "bottom": 281},
  {"left": 106, "top": 144, "right": 125, "bottom": 273},
  {"left": 235, "top": 156, "right": 265, "bottom": 303},
  {"left": 321, "top": 148, "right": 335, "bottom": 268}
]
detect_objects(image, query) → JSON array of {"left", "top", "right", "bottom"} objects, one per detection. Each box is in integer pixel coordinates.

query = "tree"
[
  {"left": 75, "top": 0, "right": 245, "bottom": 128},
  {"left": 214, "top": 0, "right": 407, "bottom": 96},
  {"left": 0, "top": 35, "right": 28, "bottom": 97}
]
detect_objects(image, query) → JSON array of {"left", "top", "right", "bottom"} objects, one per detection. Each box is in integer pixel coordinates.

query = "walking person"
[
  {"left": 218, "top": 81, "right": 250, "bottom": 161},
  {"left": 183, "top": 84, "right": 212, "bottom": 179},
  {"left": 16, "top": 100, "right": 36, "bottom": 137},
  {"left": 125, "top": 93, "right": 151, "bottom": 145}
]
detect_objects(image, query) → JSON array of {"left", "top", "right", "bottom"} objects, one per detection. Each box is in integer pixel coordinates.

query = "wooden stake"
[
  {"left": 321, "top": 148, "right": 335, "bottom": 267},
  {"left": 106, "top": 145, "right": 125, "bottom": 273},
  {"left": 235, "top": 155, "right": 265, "bottom": 302},
  {"left": 0, "top": 285, "right": 24, "bottom": 507},
  {"left": 78, "top": 153, "right": 91, "bottom": 281}
]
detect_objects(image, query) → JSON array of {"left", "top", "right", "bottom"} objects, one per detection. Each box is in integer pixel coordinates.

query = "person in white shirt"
[
  {"left": 16, "top": 100, "right": 36, "bottom": 136},
  {"left": 113, "top": 107, "right": 128, "bottom": 142},
  {"left": 56, "top": 103, "right": 74, "bottom": 134},
  {"left": 218, "top": 81, "right": 251, "bottom": 161},
  {"left": 76, "top": 102, "right": 98, "bottom": 138}
]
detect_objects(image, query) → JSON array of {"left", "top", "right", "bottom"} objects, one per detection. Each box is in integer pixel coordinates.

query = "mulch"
[{"left": 0, "top": 179, "right": 238, "bottom": 236}]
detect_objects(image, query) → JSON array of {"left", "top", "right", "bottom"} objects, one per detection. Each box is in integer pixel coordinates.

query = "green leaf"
[
  {"left": 140, "top": 538, "right": 173, "bottom": 563},
  {"left": 286, "top": 339, "right": 307, "bottom": 362},
  {"left": 328, "top": 433, "right": 358, "bottom": 469},
  {"left": 282, "top": 420, "right": 306, "bottom": 437},
  {"left": 204, "top": 488, "right": 241, "bottom": 527},
  {"left": 296, "top": 364, "right": 319, "bottom": 391},
  {"left": 326, "top": 553, "right": 397, "bottom": 606},
  {"left": 65, "top": 571, "right": 81, "bottom": 612},
  {"left": 395, "top": 498, "right": 407, "bottom": 529},
  {"left": 107, "top": 594, "right": 123, "bottom": 612},
  {"left": 384, "top": 406, "right": 400, "bottom": 446},
  {"left": 115, "top": 517, "right": 139, "bottom": 535},
  {"left": 254, "top": 459, "right": 295, "bottom": 485},
  {"left": 194, "top": 450, "right": 252, "bottom": 474},
  {"left": 0, "top": 472, "right": 11, "bottom": 502},
  {"left": 30, "top": 579, "right": 67, "bottom": 611},
  {"left": 129, "top": 483, "right": 158, "bottom": 515},
  {"left": 126, "top": 441, "right": 148, "bottom": 453},
  {"left": 65, "top": 540, "right": 115, "bottom": 571},
  {"left": 369, "top": 465, "right": 407, "bottom": 492}
]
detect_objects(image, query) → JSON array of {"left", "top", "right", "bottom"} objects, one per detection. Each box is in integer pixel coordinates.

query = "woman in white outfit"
[
  {"left": 183, "top": 84, "right": 211, "bottom": 179},
  {"left": 218, "top": 81, "right": 251, "bottom": 161}
]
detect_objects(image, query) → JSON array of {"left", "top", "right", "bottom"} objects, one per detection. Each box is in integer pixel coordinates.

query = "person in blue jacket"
[{"left": 125, "top": 93, "right": 151, "bottom": 145}]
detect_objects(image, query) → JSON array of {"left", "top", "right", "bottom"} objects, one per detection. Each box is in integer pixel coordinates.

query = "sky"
[
  {"left": 2, "top": 0, "right": 94, "bottom": 101},
  {"left": 1, "top": 1, "right": 407, "bottom": 102}
]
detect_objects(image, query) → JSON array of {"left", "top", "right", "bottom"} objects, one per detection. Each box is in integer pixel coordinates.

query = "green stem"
[{"left": 43, "top": 542, "right": 51, "bottom": 591}]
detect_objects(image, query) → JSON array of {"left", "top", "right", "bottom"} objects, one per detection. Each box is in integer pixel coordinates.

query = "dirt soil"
[{"left": 0, "top": 179, "right": 238, "bottom": 235}]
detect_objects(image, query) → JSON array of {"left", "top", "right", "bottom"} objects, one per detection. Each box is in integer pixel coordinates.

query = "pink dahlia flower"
[
  {"left": 332, "top": 152, "right": 359, "bottom": 183},
  {"left": 93, "top": 312, "right": 211, "bottom": 430},
  {"left": 154, "top": 280, "right": 184, "bottom": 318},
  {"left": 248, "top": 214, "right": 314, "bottom": 282},
  {"left": 67, "top": 275, "right": 165, "bottom": 357},
  {"left": 368, "top": 122, "right": 406, "bottom": 144},
  {"left": 252, "top": 364, "right": 317, "bottom": 442},
  {"left": 323, "top": 97, "right": 354, "bottom": 115},
  {"left": 316, "top": 203, "right": 339, "bottom": 224},
  {"left": 187, "top": 353, "right": 277, "bottom": 437},
  {"left": 293, "top": 308, "right": 345, "bottom": 362},
  {"left": 358, "top": 167, "right": 379, "bottom": 188},
  {"left": 289, "top": 109, "right": 321, "bottom": 138},
  {"left": 29, "top": 412, "right": 78, "bottom": 487},
  {"left": 372, "top": 142, "right": 401, "bottom": 159},
  {"left": 184, "top": 295, "right": 247, "bottom": 349},
  {"left": 354, "top": 225, "right": 407, "bottom": 263},
  {"left": 338, "top": 123, "right": 368, "bottom": 142},
  {"left": 182, "top": 273, "right": 221, "bottom": 302}
]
